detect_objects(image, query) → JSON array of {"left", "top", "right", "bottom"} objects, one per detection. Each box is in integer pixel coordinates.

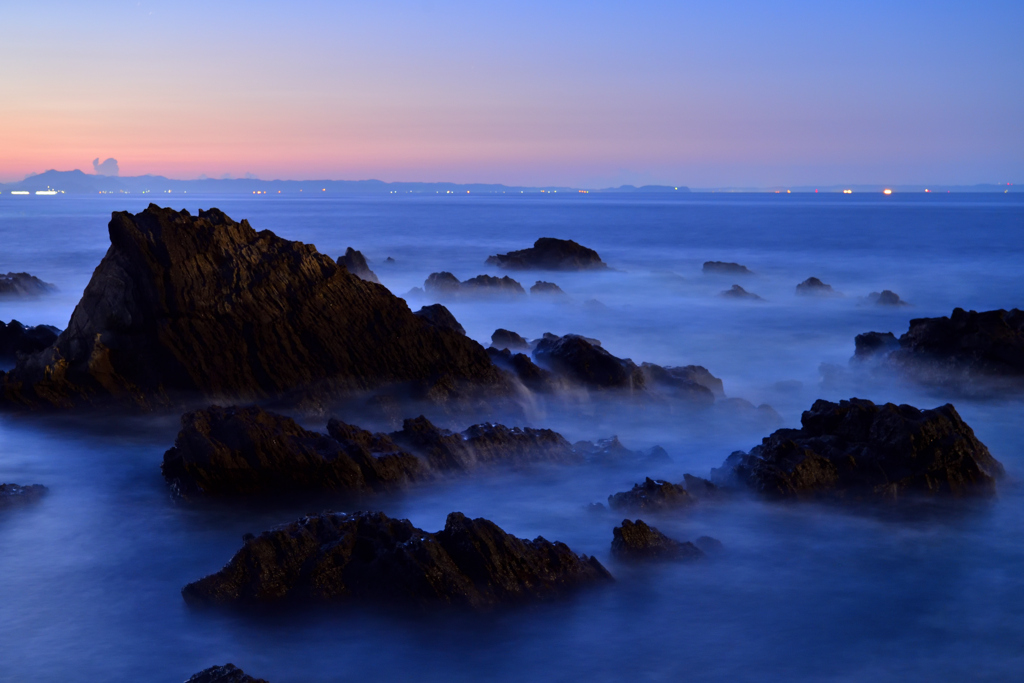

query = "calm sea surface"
[{"left": 1, "top": 192, "right": 1022, "bottom": 682}]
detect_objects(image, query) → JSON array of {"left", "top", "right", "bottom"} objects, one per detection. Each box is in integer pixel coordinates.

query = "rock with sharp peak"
[{"left": 337, "top": 247, "right": 379, "bottom": 283}]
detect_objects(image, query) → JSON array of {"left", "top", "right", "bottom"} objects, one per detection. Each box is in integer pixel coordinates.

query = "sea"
[{"left": 1, "top": 192, "right": 1022, "bottom": 682}]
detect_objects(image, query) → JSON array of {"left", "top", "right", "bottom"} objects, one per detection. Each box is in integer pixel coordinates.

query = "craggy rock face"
[
  {"left": 182, "top": 510, "right": 613, "bottom": 610},
  {"left": 2, "top": 205, "right": 503, "bottom": 408},
  {"left": 608, "top": 477, "right": 695, "bottom": 511},
  {"left": 712, "top": 398, "right": 1005, "bottom": 500},
  {"left": 0, "top": 320, "right": 60, "bottom": 363},
  {"left": 487, "top": 347, "right": 555, "bottom": 392},
  {"left": 611, "top": 519, "right": 704, "bottom": 561},
  {"left": 337, "top": 247, "right": 379, "bottom": 283},
  {"left": 186, "top": 664, "right": 269, "bottom": 683},
  {"left": 0, "top": 483, "right": 48, "bottom": 508},
  {"left": 486, "top": 238, "right": 608, "bottom": 271},
  {"left": 533, "top": 334, "right": 645, "bottom": 391},
  {"left": 796, "top": 277, "right": 839, "bottom": 296},
  {"left": 414, "top": 304, "right": 466, "bottom": 335},
  {"left": 893, "top": 308, "right": 1024, "bottom": 378},
  {"left": 0, "top": 272, "right": 56, "bottom": 297},
  {"left": 703, "top": 261, "right": 752, "bottom": 276}
]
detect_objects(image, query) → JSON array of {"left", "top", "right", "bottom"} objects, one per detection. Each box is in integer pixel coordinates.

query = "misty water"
[{"left": 1, "top": 193, "right": 1023, "bottom": 681}]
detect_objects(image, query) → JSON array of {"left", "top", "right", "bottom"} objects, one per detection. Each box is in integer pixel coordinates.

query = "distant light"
[
  {"left": 883, "top": 189, "right": 892, "bottom": 195},
  {"left": 35, "top": 190, "right": 57, "bottom": 195},
  {"left": 322, "top": 188, "right": 326, "bottom": 191},
  {"left": 925, "top": 189, "right": 930, "bottom": 193},
  {"left": 11, "top": 190, "right": 29, "bottom": 195},
  {"left": 786, "top": 190, "right": 791, "bottom": 193},
  {"left": 842, "top": 189, "right": 852, "bottom": 194}
]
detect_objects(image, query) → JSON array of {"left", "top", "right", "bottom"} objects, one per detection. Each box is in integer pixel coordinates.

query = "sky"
[{"left": 1, "top": 0, "right": 1022, "bottom": 187}]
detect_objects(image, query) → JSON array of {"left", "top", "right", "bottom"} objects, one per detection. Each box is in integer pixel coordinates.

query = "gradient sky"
[{"left": 2, "top": 0, "right": 1022, "bottom": 186}]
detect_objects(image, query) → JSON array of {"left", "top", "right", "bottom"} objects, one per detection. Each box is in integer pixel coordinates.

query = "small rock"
[
  {"left": 720, "top": 284, "right": 764, "bottom": 301},
  {"left": 530, "top": 281, "right": 566, "bottom": 296},
  {"left": 0, "top": 272, "right": 56, "bottom": 297},
  {"left": 853, "top": 331, "right": 899, "bottom": 359},
  {"left": 0, "top": 483, "right": 48, "bottom": 508},
  {"left": 611, "top": 519, "right": 704, "bottom": 561},
  {"left": 608, "top": 477, "right": 694, "bottom": 511},
  {"left": 491, "top": 328, "right": 530, "bottom": 351},
  {"left": 868, "top": 290, "right": 908, "bottom": 306},
  {"left": 185, "top": 663, "right": 269, "bottom": 683},
  {"left": 796, "top": 277, "right": 840, "bottom": 296},
  {"left": 693, "top": 536, "right": 724, "bottom": 554},
  {"left": 486, "top": 238, "right": 608, "bottom": 271},
  {"left": 703, "top": 261, "right": 753, "bottom": 276}
]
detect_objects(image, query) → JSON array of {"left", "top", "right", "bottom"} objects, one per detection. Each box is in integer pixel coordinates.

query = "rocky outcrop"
[
  {"left": 337, "top": 247, "right": 379, "bottom": 283},
  {"left": 608, "top": 477, "right": 695, "bottom": 511},
  {"left": 703, "top": 261, "right": 752, "bottom": 276},
  {"left": 531, "top": 281, "right": 566, "bottom": 296},
  {"left": 182, "top": 510, "right": 613, "bottom": 610},
  {"left": 0, "top": 483, "right": 48, "bottom": 508},
  {"left": 683, "top": 474, "right": 721, "bottom": 499},
  {"left": 414, "top": 304, "right": 466, "bottom": 335},
  {"left": 1, "top": 205, "right": 503, "bottom": 408},
  {"left": 796, "top": 277, "right": 840, "bottom": 296},
  {"left": 0, "top": 320, "right": 60, "bottom": 363},
  {"left": 0, "top": 272, "right": 56, "bottom": 297},
  {"left": 853, "top": 331, "right": 899, "bottom": 359},
  {"left": 711, "top": 398, "right": 1005, "bottom": 500},
  {"left": 639, "top": 363, "right": 716, "bottom": 403},
  {"left": 491, "top": 329, "right": 530, "bottom": 351},
  {"left": 533, "top": 334, "right": 644, "bottom": 391},
  {"left": 869, "top": 290, "right": 907, "bottom": 306},
  {"left": 573, "top": 438, "right": 668, "bottom": 466},
  {"left": 720, "top": 284, "right": 763, "bottom": 301},
  {"left": 186, "top": 664, "right": 268, "bottom": 683},
  {"left": 486, "top": 238, "right": 608, "bottom": 271},
  {"left": 486, "top": 347, "right": 554, "bottom": 392},
  {"left": 891, "top": 308, "right": 1024, "bottom": 380},
  {"left": 611, "top": 519, "right": 704, "bottom": 561},
  {"left": 424, "top": 272, "right": 525, "bottom": 298}
]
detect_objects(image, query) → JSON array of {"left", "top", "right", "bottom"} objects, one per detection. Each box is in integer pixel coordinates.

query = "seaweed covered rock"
[
  {"left": 533, "top": 334, "right": 645, "bottom": 391},
  {"left": 711, "top": 398, "right": 1004, "bottom": 500},
  {"left": 796, "top": 277, "right": 840, "bottom": 296},
  {"left": 0, "top": 483, "right": 48, "bottom": 508},
  {"left": 608, "top": 477, "right": 695, "bottom": 511},
  {"left": 182, "top": 510, "right": 613, "bottom": 610},
  {"left": 186, "top": 664, "right": 269, "bottom": 683},
  {"left": 640, "top": 363, "right": 717, "bottom": 403},
  {"left": 337, "top": 247, "right": 379, "bottom": 283},
  {"left": 0, "top": 272, "right": 56, "bottom": 297},
  {"left": 2, "top": 205, "right": 504, "bottom": 408},
  {"left": 414, "top": 304, "right": 466, "bottom": 335},
  {"left": 720, "top": 284, "right": 763, "bottom": 301},
  {"left": 892, "top": 308, "right": 1024, "bottom": 380},
  {"left": 611, "top": 519, "right": 704, "bottom": 561},
  {"left": 703, "top": 261, "right": 752, "bottom": 276},
  {"left": 486, "top": 238, "right": 608, "bottom": 271},
  {"left": 491, "top": 329, "right": 530, "bottom": 351},
  {"left": 0, "top": 320, "right": 60, "bottom": 363}
]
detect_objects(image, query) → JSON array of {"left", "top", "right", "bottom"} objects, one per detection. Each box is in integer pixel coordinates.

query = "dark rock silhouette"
[
  {"left": 608, "top": 477, "right": 695, "bottom": 511},
  {"left": 854, "top": 331, "right": 899, "bottom": 359},
  {"left": 0, "top": 483, "right": 48, "bottom": 508},
  {"left": 694, "top": 536, "right": 724, "bottom": 553},
  {"left": 0, "top": 320, "right": 60, "bottom": 362},
  {"left": 491, "top": 329, "right": 530, "bottom": 351},
  {"left": 683, "top": 474, "right": 721, "bottom": 499},
  {"left": 531, "top": 281, "right": 566, "bottom": 296},
  {"left": 720, "top": 284, "right": 764, "bottom": 301},
  {"left": 703, "top": 261, "right": 752, "bottom": 276},
  {"left": 186, "top": 664, "right": 268, "bottom": 683},
  {"left": 487, "top": 347, "right": 554, "bottom": 392},
  {"left": 424, "top": 272, "right": 525, "bottom": 298},
  {"left": 385, "top": 257, "right": 396, "bottom": 264},
  {"left": 533, "top": 334, "right": 645, "bottom": 391},
  {"left": 423, "top": 271, "right": 462, "bottom": 295},
  {"left": 611, "top": 519, "right": 704, "bottom": 561},
  {"left": 182, "top": 510, "right": 613, "bottom": 610},
  {"left": 337, "top": 247, "right": 379, "bottom": 283},
  {"left": 1, "top": 205, "right": 503, "bottom": 408},
  {"left": 869, "top": 290, "right": 908, "bottom": 306},
  {"left": 639, "top": 363, "right": 717, "bottom": 403},
  {"left": 414, "top": 304, "right": 466, "bottom": 335},
  {"left": 486, "top": 238, "right": 608, "bottom": 271},
  {"left": 796, "top": 277, "right": 840, "bottom": 296},
  {"left": 711, "top": 398, "right": 1004, "bottom": 500},
  {"left": 0, "top": 272, "right": 56, "bottom": 297},
  {"left": 892, "top": 308, "right": 1024, "bottom": 379}
]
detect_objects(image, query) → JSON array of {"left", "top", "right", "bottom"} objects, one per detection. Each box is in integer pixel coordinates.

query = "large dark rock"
[
  {"left": 0, "top": 272, "right": 56, "bottom": 297},
  {"left": 0, "top": 483, "right": 48, "bottom": 508},
  {"left": 0, "top": 320, "right": 60, "bottom": 362},
  {"left": 640, "top": 363, "right": 717, "bottom": 403},
  {"left": 608, "top": 477, "right": 695, "bottom": 511},
  {"left": 854, "top": 331, "right": 899, "bottom": 359},
  {"left": 491, "top": 329, "right": 530, "bottom": 351},
  {"left": 869, "top": 290, "right": 908, "bottom": 306},
  {"left": 533, "top": 334, "right": 645, "bottom": 391},
  {"left": 796, "top": 277, "right": 840, "bottom": 296},
  {"left": 424, "top": 272, "right": 525, "bottom": 298},
  {"left": 711, "top": 398, "right": 1005, "bottom": 500},
  {"left": 337, "top": 247, "right": 379, "bottom": 283},
  {"left": 703, "top": 261, "right": 752, "bottom": 276},
  {"left": 414, "top": 304, "right": 466, "bottom": 335},
  {"left": 1, "top": 205, "right": 503, "bottom": 408},
  {"left": 186, "top": 664, "right": 268, "bottom": 683},
  {"left": 891, "top": 308, "right": 1024, "bottom": 380},
  {"left": 486, "top": 238, "right": 607, "bottom": 271},
  {"left": 611, "top": 519, "right": 704, "bottom": 561},
  {"left": 720, "top": 284, "right": 763, "bottom": 301},
  {"left": 182, "top": 510, "right": 613, "bottom": 610}
]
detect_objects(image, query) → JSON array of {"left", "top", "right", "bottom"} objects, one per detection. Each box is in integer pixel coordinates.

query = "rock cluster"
[
  {"left": 186, "top": 664, "right": 268, "bottom": 683},
  {"left": 0, "top": 272, "right": 56, "bottom": 297},
  {"left": 337, "top": 247, "right": 379, "bottom": 283},
  {"left": 711, "top": 398, "right": 1004, "bottom": 500},
  {"left": 182, "top": 510, "right": 613, "bottom": 610},
  {"left": 424, "top": 272, "right": 526, "bottom": 298},
  {"left": 703, "top": 261, "right": 752, "bottom": 276},
  {"left": 0, "top": 320, "right": 60, "bottom": 362},
  {"left": 0, "top": 483, "right": 48, "bottom": 508},
  {"left": 611, "top": 519, "right": 704, "bottom": 561},
  {"left": 486, "top": 238, "right": 608, "bottom": 271}
]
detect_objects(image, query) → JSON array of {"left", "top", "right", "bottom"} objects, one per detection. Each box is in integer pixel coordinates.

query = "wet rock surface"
[
  {"left": 611, "top": 519, "right": 704, "bottom": 561},
  {"left": 1, "top": 205, "right": 503, "bottom": 409},
  {"left": 337, "top": 247, "right": 379, "bottom": 283},
  {"left": 891, "top": 308, "right": 1024, "bottom": 380},
  {"left": 712, "top": 398, "right": 1005, "bottom": 500},
  {"left": 0, "top": 272, "right": 56, "bottom": 297},
  {"left": 703, "top": 261, "right": 752, "bottom": 276},
  {"left": 182, "top": 510, "right": 613, "bottom": 610},
  {"left": 608, "top": 477, "right": 695, "bottom": 511},
  {"left": 533, "top": 334, "right": 645, "bottom": 391},
  {"left": 487, "top": 347, "right": 554, "bottom": 392},
  {"left": 414, "top": 304, "right": 466, "bottom": 335},
  {"left": 0, "top": 320, "right": 60, "bottom": 362},
  {"left": 186, "top": 664, "right": 269, "bottom": 683},
  {"left": 486, "top": 238, "right": 608, "bottom": 271},
  {"left": 720, "top": 284, "right": 763, "bottom": 301},
  {"left": 796, "top": 277, "right": 839, "bottom": 296},
  {"left": 854, "top": 331, "right": 899, "bottom": 359},
  {"left": 0, "top": 483, "right": 48, "bottom": 508}
]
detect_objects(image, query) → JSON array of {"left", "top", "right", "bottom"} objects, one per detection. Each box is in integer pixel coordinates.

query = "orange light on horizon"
[{"left": 883, "top": 189, "right": 892, "bottom": 195}]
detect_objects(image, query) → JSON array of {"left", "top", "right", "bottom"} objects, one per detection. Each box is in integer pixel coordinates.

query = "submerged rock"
[
  {"left": 796, "top": 277, "right": 840, "bottom": 296},
  {"left": 533, "top": 334, "right": 645, "bottom": 391},
  {"left": 530, "top": 281, "right": 566, "bottom": 296},
  {"left": 869, "top": 290, "right": 908, "bottom": 306},
  {"left": 1, "top": 205, "right": 504, "bottom": 409},
  {"left": 0, "top": 272, "right": 56, "bottom": 297},
  {"left": 414, "top": 304, "right": 466, "bottom": 335},
  {"left": 711, "top": 398, "right": 1005, "bottom": 500},
  {"left": 337, "top": 247, "right": 379, "bottom": 283},
  {"left": 186, "top": 664, "right": 269, "bottom": 683},
  {"left": 491, "top": 329, "right": 530, "bottom": 351},
  {"left": 703, "top": 261, "right": 752, "bottom": 276},
  {"left": 0, "top": 483, "right": 48, "bottom": 508},
  {"left": 182, "top": 510, "right": 613, "bottom": 610},
  {"left": 608, "top": 477, "right": 695, "bottom": 511},
  {"left": 0, "top": 320, "right": 60, "bottom": 362},
  {"left": 611, "top": 519, "right": 704, "bottom": 561},
  {"left": 486, "top": 238, "right": 608, "bottom": 271},
  {"left": 720, "top": 284, "right": 764, "bottom": 301}
]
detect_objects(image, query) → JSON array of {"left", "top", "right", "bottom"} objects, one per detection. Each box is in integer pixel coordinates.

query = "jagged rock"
[
  {"left": 891, "top": 308, "right": 1024, "bottom": 380},
  {"left": 486, "top": 238, "right": 607, "bottom": 271},
  {"left": 703, "top": 261, "right": 752, "bottom": 276},
  {"left": 611, "top": 519, "right": 704, "bottom": 561},
  {"left": 711, "top": 398, "right": 1005, "bottom": 500},
  {"left": 423, "top": 271, "right": 462, "bottom": 295},
  {"left": 639, "top": 363, "right": 716, "bottom": 404},
  {"left": 325, "top": 418, "right": 427, "bottom": 490},
  {"left": 0, "top": 320, "right": 60, "bottom": 362},
  {"left": 182, "top": 510, "right": 613, "bottom": 610},
  {"left": 796, "top": 277, "right": 840, "bottom": 296},
  {"left": 486, "top": 347, "right": 554, "bottom": 392},
  {"left": 337, "top": 247, "right": 379, "bottom": 283},
  {"left": 694, "top": 536, "right": 724, "bottom": 553},
  {"left": 424, "top": 273, "right": 525, "bottom": 298},
  {"left": 531, "top": 281, "right": 566, "bottom": 296},
  {"left": 608, "top": 477, "right": 695, "bottom": 511},
  {"left": 533, "top": 334, "right": 644, "bottom": 390},
  {"left": 854, "top": 331, "right": 899, "bottom": 359},
  {"left": 720, "top": 284, "right": 764, "bottom": 301},
  {"left": 1, "top": 205, "right": 503, "bottom": 408},
  {"left": 683, "top": 474, "right": 720, "bottom": 499},
  {"left": 186, "top": 664, "right": 268, "bottom": 683},
  {"left": 0, "top": 272, "right": 56, "bottom": 297},
  {"left": 414, "top": 304, "right": 466, "bottom": 335},
  {"left": 0, "top": 483, "right": 48, "bottom": 508},
  {"left": 869, "top": 290, "right": 908, "bottom": 306},
  {"left": 491, "top": 329, "right": 530, "bottom": 351}
]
